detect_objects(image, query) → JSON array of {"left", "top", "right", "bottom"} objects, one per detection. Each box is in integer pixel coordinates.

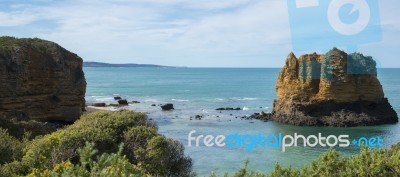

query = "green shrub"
[
  {"left": 0, "top": 161, "right": 30, "bottom": 177},
  {"left": 26, "top": 142, "right": 146, "bottom": 177},
  {"left": 214, "top": 143, "right": 400, "bottom": 177},
  {"left": 123, "top": 126, "right": 193, "bottom": 176},
  {"left": 0, "top": 118, "right": 62, "bottom": 139},
  {"left": 0, "top": 128, "right": 24, "bottom": 164},
  {"left": 21, "top": 111, "right": 154, "bottom": 170},
  {"left": 2, "top": 110, "right": 193, "bottom": 177}
]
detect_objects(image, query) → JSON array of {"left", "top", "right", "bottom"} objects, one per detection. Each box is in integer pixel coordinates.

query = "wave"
[
  {"left": 226, "top": 97, "right": 258, "bottom": 101},
  {"left": 242, "top": 107, "right": 250, "bottom": 110},
  {"left": 144, "top": 99, "right": 159, "bottom": 102},
  {"left": 214, "top": 97, "right": 257, "bottom": 101},
  {"left": 237, "top": 97, "right": 257, "bottom": 101},
  {"left": 95, "top": 97, "right": 115, "bottom": 102},
  {"left": 171, "top": 99, "right": 189, "bottom": 102},
  {"left": 86, "top": 96, "right": 115, "bottom": 102}
]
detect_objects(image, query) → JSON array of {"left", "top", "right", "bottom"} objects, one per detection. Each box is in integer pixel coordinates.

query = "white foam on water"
[
  {"left": 239, "top": 97, "right": 257, "bottom": 101},
  {"left": 171, "top": 99, "right": 189, "bottom": 102},
  {"left": 95, "top": 97, "right": 115, "bottom": 102},
  {"left": 144, "top": 99, "right": 159, "bottom": 102}
]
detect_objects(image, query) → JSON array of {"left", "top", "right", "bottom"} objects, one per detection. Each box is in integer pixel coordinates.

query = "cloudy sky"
[{"left": 0, "top": 0, "right": 399, "bottom": 67}]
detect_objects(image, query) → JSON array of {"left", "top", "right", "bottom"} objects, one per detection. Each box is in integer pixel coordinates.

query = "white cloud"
[
  {"left": 0, "top": 11, "right": 38, "bottom": 26},
  {"left": 0, "top": 0, "right": 399, "bottom": 67}
]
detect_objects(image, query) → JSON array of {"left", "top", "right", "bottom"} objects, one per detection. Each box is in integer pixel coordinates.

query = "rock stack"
[{"left": 271, "top": 48, "right": 398, "bottom": 126}]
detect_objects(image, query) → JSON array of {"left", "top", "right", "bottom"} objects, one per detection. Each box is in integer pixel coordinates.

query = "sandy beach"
[{"left": 84, "top": 106, "right": 111, "bottom": 114}]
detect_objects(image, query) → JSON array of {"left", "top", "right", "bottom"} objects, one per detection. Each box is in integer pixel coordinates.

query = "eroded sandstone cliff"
[
  {"left": 0, "top": 37, "right": 86, "bottom": 122},
  {"left": 271, "top": 48, "right": 398, "bottom": 126}
]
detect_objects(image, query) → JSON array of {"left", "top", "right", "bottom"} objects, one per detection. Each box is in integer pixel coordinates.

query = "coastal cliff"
[
  {"left": 271, "top": 48, "right": 398, "bottom": 126},
  {"left": 0, "top": 37, "right": 86, "bottom": 122}
]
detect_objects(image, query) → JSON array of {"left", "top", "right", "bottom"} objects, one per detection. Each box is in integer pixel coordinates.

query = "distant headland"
[{"left": 83, "top": 61, "right": 176, "bottom": 68}]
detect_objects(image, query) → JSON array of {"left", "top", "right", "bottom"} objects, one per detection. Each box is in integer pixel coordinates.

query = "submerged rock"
[
  {"left": 216, "top": 107, "right": 241, "bottom": 110},
  {"left": 249, "top": 111, "right": 272, "bottom": 121},
  {"left": 161, "top": 103, "right": 174, "bottom": 110},
  {"left": 195, "top": 115, "right": 202, "bottom": 120},
  {"left": 114, "top": 96, "right": 122, "bottom": 100},
  {"left": 270, "top": 48, "right": 398, "bottom": 126},
  {"left": 118, "top": 99, "right": 129, "bottom": 105},
  {"left": 0, "top": 37, "right": 86, "bottom": 122},
  {"left": 92, "top": 103, "right": 106, "bottom": 107}
]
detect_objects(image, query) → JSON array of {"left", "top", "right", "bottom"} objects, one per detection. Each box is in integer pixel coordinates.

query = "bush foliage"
[
  {"left": 212, "top": 143, "right": 400, "bottom": 177},
  {"left": 26, "top": 142, "right": 146, "bottom": 177},
  {"left": 0, "top": 110, "right": 193, "bottom": 177},
  {"left": 0, "top": 128, "right": 24, "bottom": 165}
]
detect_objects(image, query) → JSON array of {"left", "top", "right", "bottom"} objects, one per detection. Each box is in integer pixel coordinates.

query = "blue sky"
[{"left": 0, "top": 0, "right": 399, "bottom": 67}]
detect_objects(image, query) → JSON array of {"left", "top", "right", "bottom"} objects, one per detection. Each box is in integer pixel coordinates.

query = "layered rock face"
[
  {"left": 0, "top": 37, "right": 86, "bottom": 122},
  {"left": 271, "top": 48, "right": 398, "bottom": 126}
]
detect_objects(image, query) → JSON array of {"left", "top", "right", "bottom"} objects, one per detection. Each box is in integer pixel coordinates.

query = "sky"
[{"left": 0, "top": 0, "right": 399, "bottom": 67}]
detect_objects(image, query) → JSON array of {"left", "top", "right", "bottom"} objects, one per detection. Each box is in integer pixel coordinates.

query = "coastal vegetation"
[
  {"left": 212, "top": 143, "right": 400, "bottom": 177},
  {"left": 0, "top": 110, "right": 399, "bottom": 176},
  {"left": 0, "top": 110, "right": 193, "bottom": 177}
]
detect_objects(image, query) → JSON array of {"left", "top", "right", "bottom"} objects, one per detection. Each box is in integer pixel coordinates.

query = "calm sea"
[{"left": 84, "top": 67, "right": 400, "bottom": 176}]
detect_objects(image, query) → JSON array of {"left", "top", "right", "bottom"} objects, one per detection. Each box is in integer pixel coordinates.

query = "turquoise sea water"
[{"left": 84, "top": 67, "right": 400, "bottom": 176}]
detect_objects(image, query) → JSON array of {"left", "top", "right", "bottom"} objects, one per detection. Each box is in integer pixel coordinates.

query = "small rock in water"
[
  {"left": 114, "top": 96, "right": 122, "bottom": 100},
  {"left": 161, "top": 103, "right": 174, "bottom": 110},
  {"left": 151, "top": 104, "right": 156, "bottom": 106},
  {"left": 92, "top": 103, "right": 106, "bottom": 107},
  {"left": 195, "top": 115, "right": 203, "bottom": 120},
  {"left": 216, "top": 107, "right": 241, "bottom": 111},
  {"left": 131, "top": 101, "right": 140, "bottom": 103},
  {"left": 118, "top": 99, "right": 129, "bottom": 105}
]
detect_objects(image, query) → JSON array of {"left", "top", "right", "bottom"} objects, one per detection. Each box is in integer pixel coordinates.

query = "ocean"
[{"left": 84, "top": 67, "right": 400, "bottom": 176}]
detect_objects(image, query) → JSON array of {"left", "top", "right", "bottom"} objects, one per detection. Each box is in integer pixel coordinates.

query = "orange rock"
[
  {"left": 0, "top": 37, "right": 86, "bottom": 122},
  {"left": 271, "top": 48, "right": 397, "bottom": 126}
]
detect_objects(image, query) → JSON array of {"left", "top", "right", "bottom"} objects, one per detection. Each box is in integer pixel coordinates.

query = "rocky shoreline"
[
  {"left": 88, "top": 98, "right": 266, "bottom": 122},
  {"left": 87, "top": 93, "right": 398, "bottom": 127}
]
